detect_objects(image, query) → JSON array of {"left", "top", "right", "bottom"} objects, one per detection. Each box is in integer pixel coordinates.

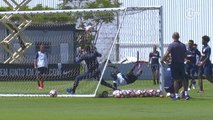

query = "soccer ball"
[
  {"left": 155, "top": 89, "right": 162, "bottom": 97},
  {"left": 166, "top": 92, "right": 171, "bottom": 97},
  {"left": 121, "top": 90, "right": 127, "bottom": 97},
  {"left": 166, "top": 92, "right": 175, "bottom": 98},
  {"left": 129, "top": 90, "right": 134, "bottom": 97},
  {"left": 135, "top": 90, "right": 141, "bottom": 97},
  {"left": 49, "top": 89, "right": 58, "bottom": 97},
  {"left": 113, "top": 90, "right": 120, "bottom": 98},
  {"left": 148, "top": 89, "right": 154, "bottom": 97}
]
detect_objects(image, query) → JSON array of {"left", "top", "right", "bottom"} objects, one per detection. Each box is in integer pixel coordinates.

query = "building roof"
[{"left": 26, "top": 23, "right": 76, "bottom": 31}]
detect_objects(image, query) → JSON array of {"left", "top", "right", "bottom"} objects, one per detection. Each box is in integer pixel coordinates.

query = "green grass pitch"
[{"left": 0, "top": 80, "right": 213, "bottom": 120}]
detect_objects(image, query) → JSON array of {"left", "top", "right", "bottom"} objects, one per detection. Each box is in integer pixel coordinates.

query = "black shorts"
[
  {"left": 37, "top": 67, "right": 48, "bottom": 75},
  {"left": 185, "top": 64, "right": 196, "bottom": 75},
  {"left": 151, "top": 64, "right": 159, "bottom": 72},
  {"left": 199, "top": 64, "right": 212, "bottom": 76},
  {"left": 124, "top": 74, "right": 138, "bottom": 84},
  {"left": 126, "top": 78, "right": 137, "bottom": 84},
  {"left": 170, "top": 63, "right": 185, "bottom": 81}
]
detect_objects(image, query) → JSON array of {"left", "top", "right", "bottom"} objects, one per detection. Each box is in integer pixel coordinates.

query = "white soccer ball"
[
  {"left": 49, "top": 89, "right": 58, "bottom": 97},
  {"left": 166, "top": 92, "right": 171, "bottom": 97},
  {"left": 129, "top": 90, "right": 136, "bottom": 97},
  {"left": 125, "top": 90, "right": 131, "bottom": 97},
  {"left": 143, "top": 89, "right": 149, "bottom": 97},
  {"left": 155, "top": 89, "right": 162, "bottom": 97},
  {"left": 113, "top": 90, "right": 121, "bottom": 98},
  {"left": 148, "top": 89, "right": 154, "bottom": 97},
  {"left": 135, "top": 90, "right": 141, "bottom": 97},
  {"left": 121, "top": 90, "right": 127, "bottom": 97},
  {"left": 113, "top": 90, "right": 119, "bottom": 96},
  {"left": 119, "top": 91, "right": 125, "bottom": 98}
]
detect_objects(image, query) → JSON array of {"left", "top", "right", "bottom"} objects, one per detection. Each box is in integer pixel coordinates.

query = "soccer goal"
[{"left": 0, "top": 6, "right": 163, "bottom": 97}]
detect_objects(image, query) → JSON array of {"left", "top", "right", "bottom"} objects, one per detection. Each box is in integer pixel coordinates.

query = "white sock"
[
  {"left": 175, "top": 93, "right": 179, "bottom": 98},
  {"left": 184, "top": 91, "right": 188, "bottom": 96}
]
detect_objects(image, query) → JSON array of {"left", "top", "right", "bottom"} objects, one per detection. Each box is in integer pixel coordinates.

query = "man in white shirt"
[{"left": 34, "top": 44, "right": 48, "bottom": 89}]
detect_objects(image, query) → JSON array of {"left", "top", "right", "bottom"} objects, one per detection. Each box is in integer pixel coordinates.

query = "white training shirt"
[
  {"left": 115, "top": 73, "right": 127, "bottom": 86},
  {"left": 35, "top": 51, "right": 48, "bottom": 68}
]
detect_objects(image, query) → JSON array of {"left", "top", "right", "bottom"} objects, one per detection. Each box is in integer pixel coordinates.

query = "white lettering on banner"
[
  {"left": 26, "top": 69, "right": 35, "bottom": 76},
  {"left": 49, "top": 69, "right": 61, "bottom": 76},
  {"left": 0, "top": 68, "right": 62, "bottom": 76},
  {"left": 9, "top": 69, "right": 25, "bottom": 76},
  {"left": 0, "top": 69, "right": 8, "bottom": 76}
]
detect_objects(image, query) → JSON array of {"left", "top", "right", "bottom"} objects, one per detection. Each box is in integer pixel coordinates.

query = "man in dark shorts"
[
  {"left": 108, "top": 62, "right": 143, "bottom": 90},
  {"left": 149, "top": 45, "right": 160, "bottom": 85},
  {"left": 185, "top": 40, "right": 201, "bottom": 90},
  {"left": 197, "top": 35, "right": 213, "bottom": 92},
  {"left": 162, "top": 32, "right": 190, "bottom": 100},
  {"left": 34, "top": 44, "right": 48, "bottom": 90},
  {"left": 163, "top": 63, "right": 183, "bottom": 97},
  {"left": 67, "top": 46, "right": 116, "bottom": 94},
  {"left": 193, "top": 44, "right": 200, "bottom": 79}
]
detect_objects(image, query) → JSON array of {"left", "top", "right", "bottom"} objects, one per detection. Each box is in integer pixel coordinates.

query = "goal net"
[{"left": 0, "top": 6, "right": 163, "bottom": 97}]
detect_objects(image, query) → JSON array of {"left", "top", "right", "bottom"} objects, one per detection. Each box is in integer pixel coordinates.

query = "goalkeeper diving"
[{"left": 107, "top": 60, "right": 143, "bottom": 90}]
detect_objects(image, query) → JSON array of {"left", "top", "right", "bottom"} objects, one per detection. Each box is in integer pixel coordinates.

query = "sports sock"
[
  {"left": 184, "top": 91, "right": 188, "bottom": 96},
  {"left": 41, "top": 81, "right": 44, "bottom": 88},
  {"left": 72, "top": 86, "right": 77, "bottom": 94},
  {"left": 37, "top": 81, "right": 40, "bottom": 87},
  {"left": 72, "top": 81, "right": 79, "bottom": 94},
  {"left": 175, "top": 93, "right": 179, "bottom": 98}
]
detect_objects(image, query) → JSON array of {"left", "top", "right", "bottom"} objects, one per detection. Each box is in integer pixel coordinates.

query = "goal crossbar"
[{"left": 0, "top": 6, "right": 161, "bottom": 15}]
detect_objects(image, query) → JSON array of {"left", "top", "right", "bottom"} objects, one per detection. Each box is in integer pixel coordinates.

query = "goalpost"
[{"left": 0, "top": 6, "right": 163, "bottom": 97}]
